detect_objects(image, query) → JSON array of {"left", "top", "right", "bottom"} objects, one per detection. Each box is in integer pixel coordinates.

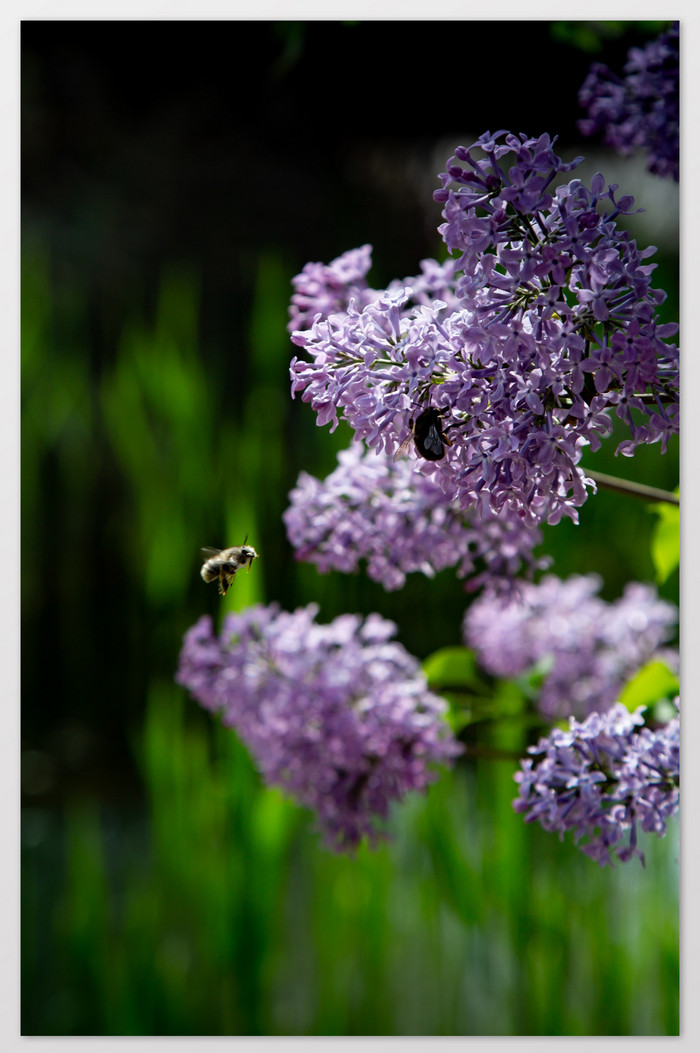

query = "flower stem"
[
  {"left": 585, "top": 468, "right": 679, "bottom": 506},
  {"left": 460, "top": 745, "right": 525, "bottom": 761}
]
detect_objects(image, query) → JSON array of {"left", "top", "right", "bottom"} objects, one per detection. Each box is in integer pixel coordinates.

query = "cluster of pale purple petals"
[
  {"left": 176, "top": 604, "right": 461, "bottom": 851},
  {"left": 283, "top": 441, "right": 547, "bottom": 592},
  {"left": 287, "top": 244, "right": 377, "bottom": 333},
  {"left": 290, "top": 132, "right": 678, "bottom": 529},
  {"left": 513, "top": 701, "right": 679, "bottom": 866},
  {"left": 287, "top": 245, "right": 462, "bottom": 335},
  {"left": 463, "top": 573, "right": 678, "bottom": 721},
  {"left": 578, "top": 23, "right": 679, "bottom": 181}
]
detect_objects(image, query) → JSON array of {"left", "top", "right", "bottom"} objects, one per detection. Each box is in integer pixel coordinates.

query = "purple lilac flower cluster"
[
  {"left": 290, "top": 132, "right": 678, "bottom": 529},
  {"left": 283, "top": 441, "right": 547, "bottom": 592},
  {"left": 578, "top": 23, "right": 679, "bottom": 181},
  {"left": 176, "top": 604, "right": 461, "bottom": 850},
  {"left": 463, "top": 573, "right": 678, "bottom": 721},
  {"left": 513, "top": 701, "right": 679, "bottom": 866}
]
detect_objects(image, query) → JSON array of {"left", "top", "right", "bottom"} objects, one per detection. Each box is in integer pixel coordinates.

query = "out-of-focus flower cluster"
[
  {"left": 463, "top": 573, "right": 678, "bottom": 721},
  {"left": 290, "top": 132, "right": 678, "bottom": 529},
  {"left": 578, "top": 23, "right": 679, "bottom": 181},
  {"left": 283, "top": 441, "right": 547, "bottom": 592},
  {"left": 176, "top": 604, "right": 461, "bottom": 851},
  {"left": 513, "top": 701, "right": 679, "bottom": 866}
]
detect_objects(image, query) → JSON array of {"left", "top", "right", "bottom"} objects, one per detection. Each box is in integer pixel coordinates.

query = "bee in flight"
[
  {"left": 395, "top": 406, "right": 453, "bottom": 462},
  {"left": 200, "top": 537, "right": 258, "bottom": 596}
]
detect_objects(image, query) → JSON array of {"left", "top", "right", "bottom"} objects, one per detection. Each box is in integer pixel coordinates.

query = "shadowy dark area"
[{"left": 22, "top": 20, "right": 631, "bottom": 327}]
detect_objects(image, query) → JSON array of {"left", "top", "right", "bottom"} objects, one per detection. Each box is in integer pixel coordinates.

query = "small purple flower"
[
  {"left": 283, "top": 441, "right": 548, "bottom": 592},
  {"left": 287, "top": 244, "right": 377, "bottom": 333},
  {"left": 176, "top": 604, "right": 461, "bottom": 851},
  {"left": 463, "top": 573, "right": 678, "bottom": 721},
  {"left": 578, "top": 23, "right": 679, "bottom": 181},
  {"left": 513, "top": 701, "right": 679, "bottom": 866}
]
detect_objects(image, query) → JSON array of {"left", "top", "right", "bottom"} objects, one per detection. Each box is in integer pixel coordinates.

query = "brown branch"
[{"left": 585, "top": 469, "right": 679, "bottom": 506}]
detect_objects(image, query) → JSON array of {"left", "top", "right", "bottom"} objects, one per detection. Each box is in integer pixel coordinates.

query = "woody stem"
[{"left": 585, "top": 469, "right": 679, "bottom": 506}]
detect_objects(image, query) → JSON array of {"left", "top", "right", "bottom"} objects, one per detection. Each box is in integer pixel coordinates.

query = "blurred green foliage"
[
  {"left": 21, "top": 230, "right": 679, "bottom": 1034},
  {"left": 649, "top": 502, "right": 681, "bottom": 585},
  {"left": 23, "top": 676, "right": 679, "bottom": 1036},
  {"left": 618, "top": 660, "right": 680, "bottom": 714},
  {"left": 551, "top": 20, "right": 674, "bottom": 53}
]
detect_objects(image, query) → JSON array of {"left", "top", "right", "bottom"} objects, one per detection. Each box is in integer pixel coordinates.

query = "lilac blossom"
[
  {"left": 463, "top": 573, "right": 678, "bottom": 721},
  {"left": 176, "top": 604, "right": 461, "bottom": 851},
  {"left": 283, "top": 441, "right": 547, "bottom": 592},
  {"left": 288, "top": 244, "right": 377, "bottom": 333},
  {"left": 290, "top": 132, "right": 678, "bottom": 530},
  {"left": 513, "top": 701, "right": 679, "bottom": 866},
  {"left": 288, "top": 246, "right": 462, "bottom": 335},
  {"left": 578, "top": 23, "right": 679, "bottom": 181}
]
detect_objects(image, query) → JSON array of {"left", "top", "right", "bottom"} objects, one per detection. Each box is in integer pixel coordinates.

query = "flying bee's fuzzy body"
[{"left": 200, "top": 541, "right": 258, "bottom": 596}]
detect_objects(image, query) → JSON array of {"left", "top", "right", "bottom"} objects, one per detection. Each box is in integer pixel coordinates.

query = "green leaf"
[
  {"left": 617, "top": 660, "right": 680, "bottom": 713},
  {"left": 649, "top": 501, "right": 679, "bottom": 584},
  {"left": 514, "top": 653, "right": 555, "bottom": 698},
  {"left": 422, "top": 646, "right": 485, "bottom": 692},
  {"left": 423, "top": 647, "right": 493, "bottom": 731}
]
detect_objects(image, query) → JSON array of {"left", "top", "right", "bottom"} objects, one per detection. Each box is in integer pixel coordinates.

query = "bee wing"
[
  {"left": 201, "top": 547, "right": 222, "bottom": 557},
  {"left": 423, "top": 423, "right": 445, "bottom": 459},
  {"left": 393, "top": 435, "right": 415, "bottom": 462}
]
